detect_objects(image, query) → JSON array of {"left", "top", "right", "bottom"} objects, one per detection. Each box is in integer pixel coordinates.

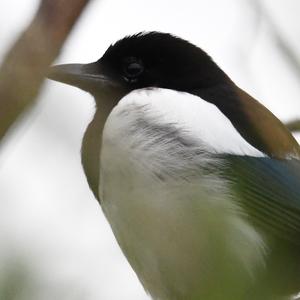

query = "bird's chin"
[{"left": 92, "top": 87, "right": 129, "bottom": 108}]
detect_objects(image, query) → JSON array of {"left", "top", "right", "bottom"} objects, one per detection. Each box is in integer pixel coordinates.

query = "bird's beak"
[{"left": 47, "top": 62, "right": 121, "bottom": 93}]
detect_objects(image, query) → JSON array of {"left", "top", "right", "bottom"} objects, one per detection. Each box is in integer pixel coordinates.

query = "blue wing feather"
[{"left": 223, "top": 155, "right": 300, "bottom": 245}]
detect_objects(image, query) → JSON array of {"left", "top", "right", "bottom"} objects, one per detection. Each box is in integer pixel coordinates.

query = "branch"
[
  {"left": 251, "top": 0, "right": 300, "bottom": 82},
  {"left": 0, "top": 0, "right": 91, "bottom": 141},
  {"left": 285, "top": 119, "right": 300, "bottom": 132}
]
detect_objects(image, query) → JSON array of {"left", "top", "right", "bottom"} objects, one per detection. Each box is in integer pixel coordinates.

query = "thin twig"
[
  {"left": 285, "top": 119, "right": 300, "bottom": 132},
  {"left": 250, "top": 0, "right": 300, "bottom": 82}
]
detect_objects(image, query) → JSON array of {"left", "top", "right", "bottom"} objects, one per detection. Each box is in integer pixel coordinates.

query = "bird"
[{"left": 48, "top": 32, "right": 300, "bottom": 300}]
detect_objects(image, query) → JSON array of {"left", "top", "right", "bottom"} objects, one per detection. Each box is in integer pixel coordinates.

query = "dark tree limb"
[{"left": 0, "top": 0, "right": 91, "bottom": 141}]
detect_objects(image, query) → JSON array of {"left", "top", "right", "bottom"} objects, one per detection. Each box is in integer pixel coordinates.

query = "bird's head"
[
  {"left": 48, "top": 32, "right": 228, "bottom": 101},
  {"left": 48, "top": 31, "right": 300, "bottom": 159}
]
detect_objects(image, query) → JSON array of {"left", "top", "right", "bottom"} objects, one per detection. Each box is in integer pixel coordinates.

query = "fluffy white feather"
[{"left": 106, "top": 88, "right": 264, "bottom": 157}]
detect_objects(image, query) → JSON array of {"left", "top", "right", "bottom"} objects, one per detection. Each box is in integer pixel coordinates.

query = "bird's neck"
[
  {"left": 193, "top": 83, "right": 300, "bottom": 158},
  {"left": 81, "top": 91, "right": 123, "bottom": 201}
]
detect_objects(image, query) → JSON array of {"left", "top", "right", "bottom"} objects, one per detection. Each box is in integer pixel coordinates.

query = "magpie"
[{"left": 48, "top": 32, "right": 300, "bottom": 300}]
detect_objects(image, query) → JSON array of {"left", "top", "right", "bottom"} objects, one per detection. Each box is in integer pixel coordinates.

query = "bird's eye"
[{"left": 123, "top": 58, "right": 144, "bottom": 82}]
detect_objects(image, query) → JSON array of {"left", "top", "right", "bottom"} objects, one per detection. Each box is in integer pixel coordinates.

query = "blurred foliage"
[
  {"left": 0, "top": 261, "right": 33, "bottom": 300},
  {"left": 0, "top": 257, "right": 87, "bottom": 300}
]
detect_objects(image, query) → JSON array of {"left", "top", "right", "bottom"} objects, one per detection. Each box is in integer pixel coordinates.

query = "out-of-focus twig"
[
  {"left": 251, "top": 0, "right": 300, "bottom": 82},
  {"left": 285, "top": 119, "right": 300, "bottom": 132},
  {"left": 0, "top": 0, "right": 91, "bottom": 142}
]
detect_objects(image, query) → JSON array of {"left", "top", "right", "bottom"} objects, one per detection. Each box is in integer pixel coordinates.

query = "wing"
[{"left": 223, "top": 155, "right": 300, "bottom": 245}]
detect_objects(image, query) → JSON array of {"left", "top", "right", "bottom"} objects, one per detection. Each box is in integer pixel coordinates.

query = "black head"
[
  {"left": 48, "top": 32, "right": 229, "bottom": 99},
  {"left": 100, "top": 32, "right": 228, "bottom": 91}
]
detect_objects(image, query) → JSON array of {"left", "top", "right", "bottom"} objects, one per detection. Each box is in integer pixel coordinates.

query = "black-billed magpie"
[{"left": 48, "top": 32, "right": 300, "bottom": 300}]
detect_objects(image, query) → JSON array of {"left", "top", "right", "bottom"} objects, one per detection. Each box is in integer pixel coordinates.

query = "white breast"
[{"left": 99, "top": 88, "right": 265, "bottom": 299}]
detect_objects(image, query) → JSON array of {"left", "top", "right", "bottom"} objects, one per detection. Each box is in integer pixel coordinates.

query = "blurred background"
[{"left": 0, "top": 0, "right": 300, "bottom": 299}]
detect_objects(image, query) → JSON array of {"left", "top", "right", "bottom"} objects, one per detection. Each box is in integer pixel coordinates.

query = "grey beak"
[{"left": 47, "top": 62, "right": 116, "bottom": 92}]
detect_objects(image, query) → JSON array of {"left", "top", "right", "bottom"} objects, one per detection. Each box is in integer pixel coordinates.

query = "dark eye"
[{"left": 123, "top": 57, "right": 144, "bottom": 82}]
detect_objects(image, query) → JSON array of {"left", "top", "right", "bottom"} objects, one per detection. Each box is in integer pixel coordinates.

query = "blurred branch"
[
  {"left": 250, "top": 1, "right": 300, "bottom": 134},
  {"left": 251, "top": 0, "right": 300, "bottom": 82},
  {"left": 285, "top": 119, "right": 300, "bottom": 133},
  {"left": 0, "top": 0, "right": 91, "bottom": 142}
]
